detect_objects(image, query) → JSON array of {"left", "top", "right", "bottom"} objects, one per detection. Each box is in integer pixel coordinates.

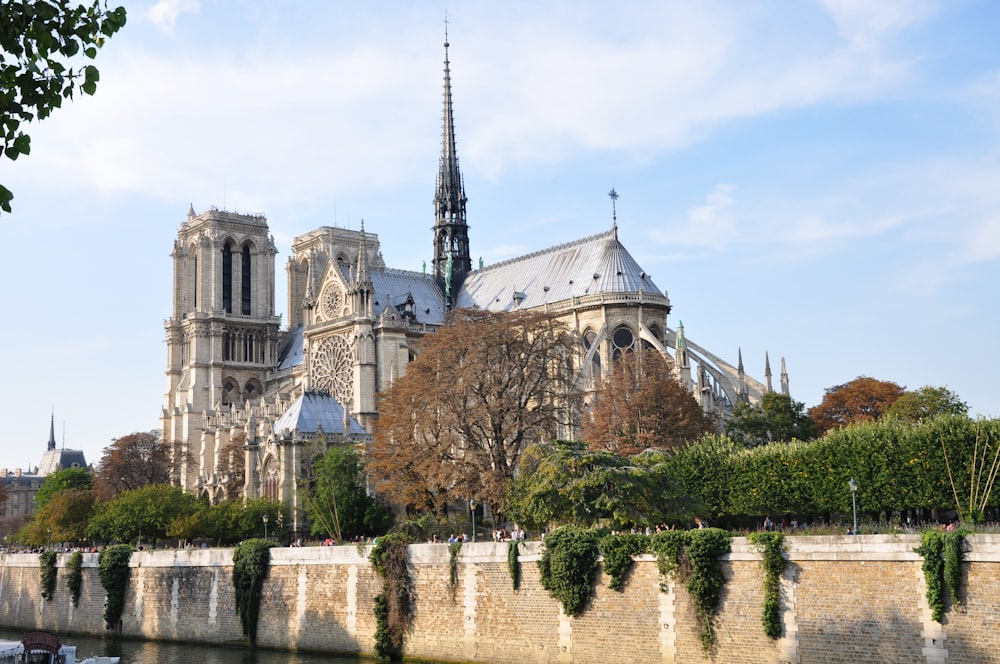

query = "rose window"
[
  {"left": 312, "top": 334, "right": 353, "bottom": 403},
  {"left": 319, "top": 283, "right": 343, "bottom": 321}
]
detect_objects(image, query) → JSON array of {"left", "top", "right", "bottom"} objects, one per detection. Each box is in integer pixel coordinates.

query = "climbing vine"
[
  {"left": 508, "top": 540, "right": 521, "bottom": 591},
  {"left": 232, "top": 539, "right": 274, "bottom": 645},
  {"left": 598, "top": 533, "right": 649, "bottom": 592},
  {"left": 537, "top": 526, "right": 600, "bottom": 616},
  {"left": 369, "top": 531, "right": 414, "bottom": 661},
  {"left": 98, "top": 544, "right": 133, "bottom": 630},
  {"left": 66, "top": 551, "right": 83, "bottom": 608},
  {"left": 916, "top": 529, "right": 966, "bottom": 622},
  {"left": 749, "top": 531, "right": 786, "bottom": 639},
  {"left": 39, "top": 551, "right": 57, "bottom": 602},
  {"left": 651, "top": 529, "right": 732, "bottom": 653},
  {"left": 448, "top": 542, "right": 462, "bottom": 592}
]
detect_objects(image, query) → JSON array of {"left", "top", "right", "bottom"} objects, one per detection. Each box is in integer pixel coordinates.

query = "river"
[{"left": 0, "top": 629, "right": 372, "bottom": 663}]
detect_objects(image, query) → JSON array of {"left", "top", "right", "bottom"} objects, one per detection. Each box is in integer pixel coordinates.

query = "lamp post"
[
  {"left": 469, "top": 499, "right": 477, "bottom": 542},
  {"left": 263, "top": 514, "right": 269, "bottom": 541},
  {"left": 848, "top": 477, "right": 858, "bottom": 535},
  {"left": 47, "top": 527, "right": 52, "bottom": 550}
]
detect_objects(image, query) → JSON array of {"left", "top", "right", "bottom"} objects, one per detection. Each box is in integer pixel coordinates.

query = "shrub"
[
  {"left": 98, "top": 544, "right": 133, "bottom": 630},
  {"left": 537, "top": 526, "right": 600, "bottom": 616},
  {"left": 369, "top": 531, "right": 413, "bottom": 660},
  {"left": 66, "top": 551, "right": 84, "bottom": 608},
  {"left": 598, "top": 533, "right": 649, "bottom": 592},
  {"left": 508, "top": 540, "right": 521, "bottom": 591},
  {"left": 748, "top": 532, "right": 786, "bottom": 639},
  {"left": 232, "top": 539, "right": 274, "bottom": 644},
  {"left": 39, "top": 551, "right": 57, "bottom": 601}
]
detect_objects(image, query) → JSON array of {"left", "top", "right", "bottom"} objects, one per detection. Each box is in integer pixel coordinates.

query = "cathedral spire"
[
  {"left": 780, "top": 356, "right": 790, "bottom": 396},
  {"left": 609, "top": 188, "right": 619, "bottom": 240},
  {"left": 47, "top": 410, "right": 56, "bottom": 452},
  {"left": 764, "top": 351, "right": 773, "bottom": 393},
  {"left": 433, "top": 27, "right": 471, "bottom": 303}
]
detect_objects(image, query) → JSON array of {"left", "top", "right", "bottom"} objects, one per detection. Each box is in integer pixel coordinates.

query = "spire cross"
[
  {"left": 608, "top": 188, "right": 619, "bottom": 226},
  {"left": 444, "top": 11, "right": 449, "bottom": 47}
]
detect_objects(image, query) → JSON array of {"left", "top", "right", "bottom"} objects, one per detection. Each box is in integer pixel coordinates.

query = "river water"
[{"left": 0, "top": 629, "right": 371, "bottom": 664}]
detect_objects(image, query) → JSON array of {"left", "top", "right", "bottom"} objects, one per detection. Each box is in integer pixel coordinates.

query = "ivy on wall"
[
  {"left": 39, "top": 551, "right": 57, "bottom": 602},
  {"left": 916, "top": 529, "right": 966, "bottom": 622},
  {"left": 508, "top": 540, "right": 521, "bottom": 591},
  {"left": 98, "top": 544, "right": 133, "bottom": 631},
  {"left": 537, "top": 526, "right": 600, "bottom": 616},
  {"left": 598, "top": 533, "right": 649, "bottom": 592},
  {"left": 232, "top": 538, "right": 274, "bottom": 645},
  {"left": 369, "top": 531, "right": 414, "bottom": 661},
  {"left": 748, "top": 532, "right": 786, "bottom": 639},
  {"left": 66, "top": 551, "right": 84, "bottom": 608}
]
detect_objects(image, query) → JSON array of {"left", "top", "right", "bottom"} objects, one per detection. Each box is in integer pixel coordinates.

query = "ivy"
[
  {"left": 598, "top": 533, "right": 649, "bottom": 592},
  {"left": 915, "top": 530, "right": 945, "bottom": 622},
  {"left": 232, "top": 539, "right": 274, "bottom": 645},
  {"left": 66, "top": 551, "right": 83, "bottom": 608},
  {"left": 448, "top": 542, "right": 462, "bottom": 591},
  {"left": 651, "top": 529, "right": 731, "bottom": 653},
  {"left": 39, "top": 551, "right": 57, "bottom": 602},
  {"left": 98, "top": 544, "right": 133, "bottom": 630},
  {"left": 508, "top": 540, "right": 521, "bottom": 591},
  {"left": 537, "top": 526, "right": 600, "bottom": 616},
  {"left": 943, "top": 529, "right": 966, "bottom": 610},
  {"left": 749, "top": 532, "right": 786, "bottom": 639},
  {"left": 369, "top": 531, "right": 414, "bottom": 661}
]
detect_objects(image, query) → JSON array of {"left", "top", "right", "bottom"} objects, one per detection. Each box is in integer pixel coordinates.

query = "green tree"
[
  {"left": 506, "top": 440, "right": 703, "bottom": 531},
  {"left": 35, "top": 466, "right": 92, "bottom": 509},
  {"left": 238, "top": 498, "right": 290, "bottom": 542},
  {"left": 807, "top": 376, "right": 905, "bottom": 434},
  {"left": 1, "top": 1, "right": 127, "bottom": 212},
  {"left": 20, "top": 488, "right": 95, "bottom": 546},
  {"left": 886, "top": 386, "right": 969, "bottom": 423},
  {"left": 86, "top": 483, "right": 201, "bottom": 544},
  {"left": 726, "top": 392, "right": 818, "bottom": 447},
  {"left": 303, "top": 445, "right": 393, "bottom": 541}
]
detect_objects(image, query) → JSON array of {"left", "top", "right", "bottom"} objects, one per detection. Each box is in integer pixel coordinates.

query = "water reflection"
[{"left": 0, "top": 630, "right": 369, "bottom": 664}]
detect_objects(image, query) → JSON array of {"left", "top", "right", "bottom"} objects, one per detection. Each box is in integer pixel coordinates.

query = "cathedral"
[{"left": 161, "top": 37, "right": 783, "bottom": 530}]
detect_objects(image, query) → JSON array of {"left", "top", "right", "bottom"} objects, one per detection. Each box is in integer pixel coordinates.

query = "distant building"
[
  {"left": 162, "top": 35, "right": 788, "bottom": 530},
  {"left": 0, "top": 415, "right": 88, "bottom": 529}
]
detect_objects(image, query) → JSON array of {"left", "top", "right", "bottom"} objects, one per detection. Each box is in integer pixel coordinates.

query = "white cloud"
[{"left": 144, "top": 0, "right": 200, "bottom": 34}]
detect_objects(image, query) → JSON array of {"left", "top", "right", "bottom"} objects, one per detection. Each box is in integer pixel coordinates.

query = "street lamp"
[
  {"left": 848, "top": 477, "right": 859, "bottom": 535},
  {"left": 263, "top": 515, "right": 269, "bottom": 541},
  {"left": 469, "top": 499, "right": 477, "bottom": 542}
]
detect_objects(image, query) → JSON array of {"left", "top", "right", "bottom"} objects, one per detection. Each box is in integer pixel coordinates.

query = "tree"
[
  {"left": 303, "top": 445, "right": 393, "bottom": 541},
  {"left": 506, "top": 440, "right": 703, "bottom": 531},
  {"left": 886, "top": 386, "right": 969, "bottom": 423},
  {"left": 20, "top": 488, "right": 95, "bottom": 546},
  {"left": 1, "top": 1, "right": 127, "bottom": 212},
  {"left": 86, "top": 483, "right": 201, "bottom": 544},
  {"left": 94, "top": 431, "right": 170, "bottom": 500},
  {"left": 217, "top": 432, "right": 247, "bottom": 501},
  {"left": 725, "top": 392, "right": 819, "bottom": 447},
  {"left": 807, "top": 376, "right": 905, "bottom": 434},
  {"left": 583, "top": 348, "right": 714, "bottom": 454},
  {"left": 368, "top": 308, "right": 578, "bottom": 522},
  {"left": 35, "top": 466, "right": 92, "bottom": 509}
]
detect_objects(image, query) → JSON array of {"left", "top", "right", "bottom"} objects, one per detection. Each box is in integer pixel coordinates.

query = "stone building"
[{"left": 161, "top": 37, "right": 786, "bottom": 525}]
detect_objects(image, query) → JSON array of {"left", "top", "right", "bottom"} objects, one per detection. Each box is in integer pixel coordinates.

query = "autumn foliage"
[
  {"left": 807, "top": 376, "right": 905, "bottom": 434},
  {"left": 94, "top": 431, "right": 170, "bottom": 501},
  {"left": 583, "top": 348, "right": 714, "bottom": 454},
  {"left": 367, "top": 308, "right": 578, "bottom": 521}
]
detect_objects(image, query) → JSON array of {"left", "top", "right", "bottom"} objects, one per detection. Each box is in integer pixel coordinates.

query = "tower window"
[
  {"left": 241, "top": 244, "right": 252, "bottom": 315},
  {"left": 222, "top": 243, "right": 234, "bottom": 314},
  {"left": 612, "top": 326, "right": 634, "bottom": 361}
]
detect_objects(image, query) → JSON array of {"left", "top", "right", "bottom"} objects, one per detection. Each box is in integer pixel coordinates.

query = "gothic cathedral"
[{"left": 162, "top": 37, "right": 784, "bottom": 530}]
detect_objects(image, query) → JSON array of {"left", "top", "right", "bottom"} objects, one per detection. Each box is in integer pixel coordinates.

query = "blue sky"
[{"left": 2, "top": 0, "right": 998, "bottom": 469}]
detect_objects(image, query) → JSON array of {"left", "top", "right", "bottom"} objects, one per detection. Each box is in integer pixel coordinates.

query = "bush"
[
  {"left": 39, "top": 551, "right": 57, "bottom": 601},
  {"left": 537, "top": 526, "right": 600, "bottom": 616},
  {"left": 598, "top": 533, "right": 649, "bottom": 592},
  {"left": 232, "top": 539, "right": 274, "bottom": 644},
  {"left": 98, "top": 544, "right": 133, "bottom": 630},
  {"left": 66, "top": 551, "right": 83, "bottom": 607},
  {"left": 749, "top": 531, "right": 786, "bottom": 639},
  {"left": 369, "top": 531, "right": 413, "bottom": 660}
]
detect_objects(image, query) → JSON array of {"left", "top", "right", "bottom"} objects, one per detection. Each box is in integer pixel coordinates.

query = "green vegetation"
[
  {"left": 598, "top": 533, "right": 648, "bottom": 592},
  {"left": 39, "top": 551, "right": 57, "bottom": 601},
  {"left": 915, "top": 528, "right": 967, "bottom": 623},
  {"left": 537, "top": 526, "right": 600, "bottom": 616},
  {"left": 448, "top": 541, "right": 462, "bottom": 591},
  {"left": 749, "top": 532, "right": 786, "bottom": 639},
  {"left": 302, "top": 445, "right": 394, "bottom": 541},
  {"left": 66, "top": 551, "right": 83, "bottom": 607},
  {"left": 232, "top": 539, "right": 274, "bottom": 644},
  {"left": 97, "top": 544, "right": 132, "bottom": 630},
  {"left": 508, "top": 540, "right": 521, "bottom": 591},
  {"left": 369, "top": 531, "right": 414, "bottom": 661}
]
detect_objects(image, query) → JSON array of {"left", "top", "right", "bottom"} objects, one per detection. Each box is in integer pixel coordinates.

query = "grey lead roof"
[
  {"left": 370, "top": 269, "right": 447, "bottom": 325},
  {"left": 272, "top": 391, "right": 368, "bottom": 438},
  {"left": 455, "top": 228, "right": 663, "bottom": 311}
]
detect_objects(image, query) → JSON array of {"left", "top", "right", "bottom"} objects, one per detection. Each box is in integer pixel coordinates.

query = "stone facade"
[{"left": 3, "top": 535, "right": 1000, "bottom": 663}]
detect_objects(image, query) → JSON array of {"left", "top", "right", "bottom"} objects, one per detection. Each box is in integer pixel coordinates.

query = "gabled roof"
[
  {"left": 272, "top": 391, "right": 367, "bottom": 439},
  {"left": 456, "top": 229, "right": 664, "bottom": 311},
  {"left": 370, "top": 269, "right": 447, "bottom": 325}
]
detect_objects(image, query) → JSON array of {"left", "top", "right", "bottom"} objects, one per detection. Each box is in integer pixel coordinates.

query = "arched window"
[
  {"left": 241, "top": 243, "right": 252, "bottom": 315},
  {"left": 222, "top": 242, "right": 234, "bottom": 314},
  {"left": 583, "top": 329, "right": 601, "bottom": 380},
  {"left": 222, "top": 378, "right": 239, "bottom": 405},
  {"left": 612, "top": 326, "right": 634, "bottom": 361}
]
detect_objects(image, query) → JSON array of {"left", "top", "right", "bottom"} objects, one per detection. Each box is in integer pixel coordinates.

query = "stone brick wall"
[{"left": 1, "top": 535, "right": 999, "bottom": 663}]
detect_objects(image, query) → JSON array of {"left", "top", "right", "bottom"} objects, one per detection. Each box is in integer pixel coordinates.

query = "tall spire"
[
  {"left": 764, "top": 352, "right": 773, "bottom": 393},
  {"left": 47, "top": 411, "right": 56, "bottom": 452},
  {"left": 609, "top": 188, "right": 619, "bottom": 239},
  {"left": 433, "top": 24, "right": 471, "bottom": 303},
  {"left": 780, "top": 356, "right": 790, "bottom": 396}
]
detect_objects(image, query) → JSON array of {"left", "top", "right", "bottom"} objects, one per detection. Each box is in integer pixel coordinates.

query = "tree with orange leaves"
[
  {"left": 583, "top": 348, "right": 714, "bottom": 454},
  {"left": 807, "top": 376, "right": 905, "bottom": 434},
  {"left": 367, "top": 308, "right": 578, "bottom": 522}
]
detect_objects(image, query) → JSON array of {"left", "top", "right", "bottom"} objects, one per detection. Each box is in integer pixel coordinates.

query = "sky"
[{"left": 2, "top": 0, "right": 999, "bottom": 470}]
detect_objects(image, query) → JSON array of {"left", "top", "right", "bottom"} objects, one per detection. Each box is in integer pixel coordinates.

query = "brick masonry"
[{"left": 2, "top": 535, "right": 1000, "bottom": 663}]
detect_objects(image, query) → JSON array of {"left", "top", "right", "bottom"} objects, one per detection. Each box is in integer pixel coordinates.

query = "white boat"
[{"left": 0, "top": 631, "right": 119, "bottom": 664}]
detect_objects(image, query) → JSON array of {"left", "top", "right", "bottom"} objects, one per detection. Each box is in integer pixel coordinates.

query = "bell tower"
[{"left": 162, "top": 205, "right": 280, "bottom": 490}]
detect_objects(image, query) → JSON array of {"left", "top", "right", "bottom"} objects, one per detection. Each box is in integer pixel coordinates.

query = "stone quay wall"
[{"left": 2, "top": 534, "right": 1000, "bottom": 663}]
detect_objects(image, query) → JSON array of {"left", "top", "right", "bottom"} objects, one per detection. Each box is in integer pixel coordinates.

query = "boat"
[{"left": 0, "top": 631, "right": 119, "bottom": 664}]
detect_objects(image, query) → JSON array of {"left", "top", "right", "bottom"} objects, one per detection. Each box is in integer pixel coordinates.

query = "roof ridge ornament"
[{"left": 608, "top": 188, "right": 619, "bottom": 240}]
